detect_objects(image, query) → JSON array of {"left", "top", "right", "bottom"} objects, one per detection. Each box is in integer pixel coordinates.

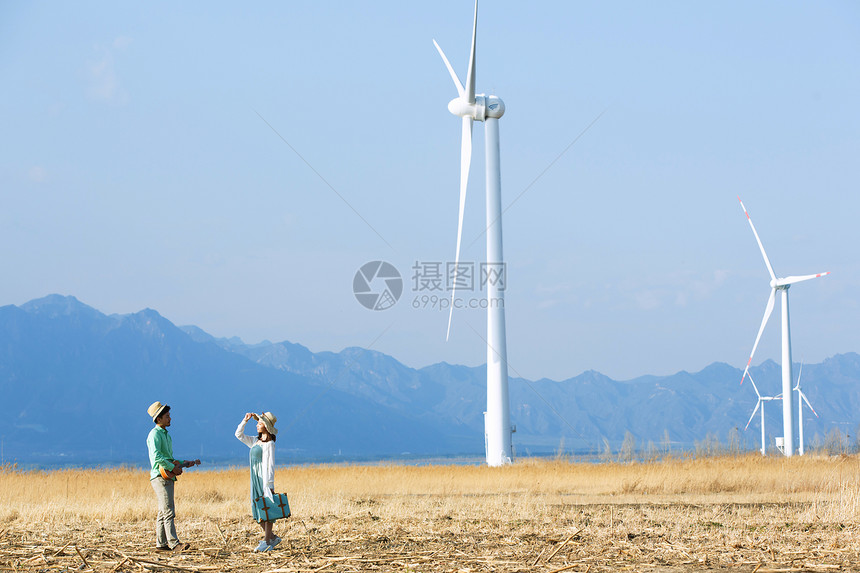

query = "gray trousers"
[{"left": 151, "top": 476, "right": 180, "bottom": 548}]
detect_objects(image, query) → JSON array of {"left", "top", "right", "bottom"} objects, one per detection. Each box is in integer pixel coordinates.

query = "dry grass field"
[{"left": 3, "top": 454, "right": 860, "bottom": 572}]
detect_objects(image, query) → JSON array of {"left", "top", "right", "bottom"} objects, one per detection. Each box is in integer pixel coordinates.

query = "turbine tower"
[
  {"left": 434, "top": 0, "right": 512, "bottom": 466},
  {"left": 794, "top": 363, "right": 819, "bottom": 456},
  {"left": 744, "top": 372, "right": 781, "bottom": 456},
  {"left": 738, "top": 197, "right": 829, "bottom": 457}
]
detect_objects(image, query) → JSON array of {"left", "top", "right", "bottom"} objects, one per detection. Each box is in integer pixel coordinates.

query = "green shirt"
[{"left": 146, "top": 425, "right": 183, "bottom": 481}]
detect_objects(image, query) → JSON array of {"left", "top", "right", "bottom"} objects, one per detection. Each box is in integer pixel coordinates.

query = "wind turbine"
[
  {"left": 794, "top": 362, "right": 819, "bottom": 456},
  {"left": 743, "top": 372, "right": 781, "bottom": 455},
  {"left": 738, "top": 197, "right": 830, "bottom": 457},
  {"left": 434, "top": 0, "right": 512, "bottom": 466}
]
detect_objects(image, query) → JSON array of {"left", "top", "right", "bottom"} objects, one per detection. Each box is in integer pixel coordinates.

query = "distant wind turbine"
[
  {"left": 434, "top": 0, "right": 513, "bottom": 466},
  {"left": 744, "top": 372, "right": 781, "bottom": 456},
  {"left": 794, "top": 362, "right": 819, "bottom": 456},
  {"left": 738, "top": 197, "right": 830, "bottom": 457}
]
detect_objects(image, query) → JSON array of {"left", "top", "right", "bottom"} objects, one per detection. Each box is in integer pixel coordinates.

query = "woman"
[{"left": 235, "top": 411, "right": 280, "bottom": 552}]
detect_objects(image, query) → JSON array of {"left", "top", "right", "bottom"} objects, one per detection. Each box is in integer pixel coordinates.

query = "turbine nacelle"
[{"left": 447, "top": 94, "right": 505, "bottom": 121}]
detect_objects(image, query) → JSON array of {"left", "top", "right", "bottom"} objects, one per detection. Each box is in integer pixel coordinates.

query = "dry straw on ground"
[{"left": 3, "top": 454, "right": 860, "bottom": 572}]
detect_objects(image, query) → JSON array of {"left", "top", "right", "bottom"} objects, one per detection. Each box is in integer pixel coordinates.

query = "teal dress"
[{"left": 249, "top": 444, "right": 267, "bottom": 521}]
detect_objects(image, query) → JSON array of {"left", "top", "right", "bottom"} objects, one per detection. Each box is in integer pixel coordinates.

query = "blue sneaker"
[
  {"left": 269, "top": 536, "right": 281, "bottom": 549},
  {"left": 254, "top": 539, "right": 269, "bottom": 552}
]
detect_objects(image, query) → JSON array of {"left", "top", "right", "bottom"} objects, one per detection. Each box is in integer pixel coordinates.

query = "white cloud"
[
  {"left": 618, "top": 269, "right": 734, "bottom": 312},
  {"left": 535, "top": 282, "right": 573, "bottom": 296},
  {"left": 28, "top": 166, "right": 47, "bottom": 182},
  {"left": 47, "top": 102, "right": 65, "bottom": 117},
  {"left": 113, "top": 36, "right": 132, "bottom": 50},
  {"left": 634, "top": 290, "right": 663, "bottom": 311},
  {"left": 86, "top": 37, "right": 131, "bottom": 104},
  {"left": 536, "top": 299, "right": 559, "bottom": 310}
]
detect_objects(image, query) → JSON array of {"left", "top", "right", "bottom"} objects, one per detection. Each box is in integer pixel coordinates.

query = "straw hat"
[
  {"left": 259, "top": 412, "right": 278, "bottom": 435},
  {"left": 147, "top": 401, "right": 169, "bottom": 422}
]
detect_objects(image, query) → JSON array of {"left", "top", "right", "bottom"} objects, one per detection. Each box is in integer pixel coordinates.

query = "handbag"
[{"left": 253, "top": 492, "right": 291, "bottom": 521}]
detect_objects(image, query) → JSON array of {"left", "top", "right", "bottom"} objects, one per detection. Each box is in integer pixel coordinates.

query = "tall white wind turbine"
[
  {"left": 434, "top": 0, "right": 512, "bottom": 466},
  {"left": 738, "top": 197, "right": 830, "bottom": 457},
  {"left": 743, "top": 373, "right": 781, "bottom": 456},
  {"left": 794, "top": 362, "right": 819, "bottom": 456}
]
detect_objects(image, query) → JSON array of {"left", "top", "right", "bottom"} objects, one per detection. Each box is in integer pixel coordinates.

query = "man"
[{"left": 146, "top": 401, "right": 200, "bottom": 552}]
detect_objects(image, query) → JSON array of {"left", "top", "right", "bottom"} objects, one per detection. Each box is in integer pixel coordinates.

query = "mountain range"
[{"left": 2, "top": 294, "right": 858, "bottom": 466}]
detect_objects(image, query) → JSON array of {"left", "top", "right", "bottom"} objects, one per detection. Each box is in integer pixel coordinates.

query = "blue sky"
[{"left": 2, "top": 1, "right": 858, "bottom": 382}]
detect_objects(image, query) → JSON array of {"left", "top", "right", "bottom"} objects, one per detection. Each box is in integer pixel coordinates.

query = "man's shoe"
[
  {"left": 254, "top": 539, "right": 269, "bottom": 552},
  {"left": 171, "top": 542, "right": 190, "bottom": 552},
  {"left": 155, "top": 546, "right": 170, "bottom": 552},
  {"left": 269, "top": 536, "right": 281, "bottom": 549}
]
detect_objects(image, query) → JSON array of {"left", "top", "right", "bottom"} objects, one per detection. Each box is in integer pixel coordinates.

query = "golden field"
[{"left": 3, "top": 454, "right": 860, "bottom": 572}]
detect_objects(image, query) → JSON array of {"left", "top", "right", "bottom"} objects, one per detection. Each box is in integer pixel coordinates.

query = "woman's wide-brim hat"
[
  {"left": 147, "top": 401, "right": 169, "bottom": 422},
  {"left": 259, "top": 412, "right": 278, "bottom": 435}
]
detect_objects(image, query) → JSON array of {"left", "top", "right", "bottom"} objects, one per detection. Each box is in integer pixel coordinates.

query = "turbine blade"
[
  {"left": 464, "top": 0, "right": 477, "bottom": 104},
  {"left": 794, "top": 361, "right": 804, "bottom": 391},
  {"left": 779, "top": 272, "right": 831, "bottom": 286},
  {"left": 738, "top": 196, "right": 777, "bottom": 282},
  {"left": 800, "top": 390, "right": 819, "bottom": 417},
  {"left": 745, "top": 399, "right": 762, "bottom": 431},
  {"left": 747, "top": 372, "right": 762, "bottom": 399},
  {"left": 433, "top": 39, "right": 465, "bottom": 97},
  {"left": 741, "top": 288, "right": 776, "bottom": 386},
  {"left": 446, "top": 116, "right": 473, "bottom": 340}
]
